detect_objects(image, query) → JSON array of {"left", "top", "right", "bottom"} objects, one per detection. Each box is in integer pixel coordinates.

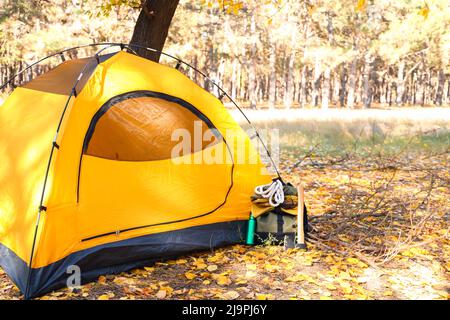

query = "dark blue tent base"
[{"left": 0, "top": 220, "right": 247, "bottom": 299}]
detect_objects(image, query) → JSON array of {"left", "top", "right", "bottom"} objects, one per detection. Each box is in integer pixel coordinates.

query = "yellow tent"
[{"left": 0, "top": 46, "right": 272, "bottom": 298}]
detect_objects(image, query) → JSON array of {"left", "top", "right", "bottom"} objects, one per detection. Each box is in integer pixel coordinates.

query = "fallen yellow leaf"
[
  {"left": 326, "top": 283, "right": 337, "bottom": 290},
  {"left": 383, "top": 290, "right": 393, "bottom": 297},
  {"left": 216, "top": 275, "right": 231, "bottom": 286},
  {"left": 185, "top": 272, "right": 196, "bottom": 280},
  {"left": 156, "top": 290, "right": 167, "bottom": 299},
  {"left": 98, "top": 275, "right": 107, "bottom": 284},
  {"left": 176, "top": 259, "right": 188, "bottom": 264},
  {"left": 160, "top": 286, "right": 174, "bottom": 295},
  {"left": 223, "top": 290, "right": 240, "bottom": 300},
  {"left": 207, "top": 265, "right": 218, "bottom": 272},
  {"left": 113, "top": 276, "right": 133, "bottom": 285},
  {"left": 246, "top": 264, "right": 257, "bottom": 270}
]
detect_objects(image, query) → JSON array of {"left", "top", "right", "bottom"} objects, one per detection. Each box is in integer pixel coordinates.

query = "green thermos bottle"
[{"left": 246, "top": 213, "right": 256, "bottom": 245}]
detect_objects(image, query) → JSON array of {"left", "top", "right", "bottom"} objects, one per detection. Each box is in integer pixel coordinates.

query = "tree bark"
[{"left": 130, "top": 0, "right": 180, "bottom": 62}]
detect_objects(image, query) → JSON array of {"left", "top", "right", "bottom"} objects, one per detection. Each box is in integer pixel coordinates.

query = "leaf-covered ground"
[{"left": 0, "top": 117, "right": 449, "bottom": 300}]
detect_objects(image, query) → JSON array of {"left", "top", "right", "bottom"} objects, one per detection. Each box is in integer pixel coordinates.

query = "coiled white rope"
[{"left": 254, "top": 179, "right": 285, "bottom": 207}]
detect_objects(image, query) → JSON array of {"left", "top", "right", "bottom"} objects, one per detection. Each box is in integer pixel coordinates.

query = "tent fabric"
[
  {"left": 22, "top": 57, "right": 93, "bottom": 95},
  {"left": 0, "top": 88, "right": 72, "bottom": 269},
  {"left": 0, "top": 51, "right": 272, "bottom": 298},
  {"left": 22, "top": 52, "right": 117, "bottom": 96}
]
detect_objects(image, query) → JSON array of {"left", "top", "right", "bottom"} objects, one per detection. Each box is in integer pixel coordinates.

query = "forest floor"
[{"left": 0, "top": 110, "right": 449, "bottom": 300}]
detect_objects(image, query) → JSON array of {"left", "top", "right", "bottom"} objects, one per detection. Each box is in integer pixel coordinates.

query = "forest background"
[
  {"left": 1, "top": 0, "right": 449, "bottom": 109},
  {"left": 0, "top": 0, "right": 449, "bottom": 300}
]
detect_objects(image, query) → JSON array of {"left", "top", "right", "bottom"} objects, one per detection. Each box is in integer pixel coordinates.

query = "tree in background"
[
  {"left": 99, "top": 0, "right": 180, "bottom": 62},
  {"left": 130, "top": 0, "right": 179, "bottom": 61},
  {"left": 100, "top": 0, "right": 243, "bottom": 62}
]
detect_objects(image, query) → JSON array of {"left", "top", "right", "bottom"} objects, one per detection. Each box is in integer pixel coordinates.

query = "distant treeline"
[{"left": 1, "top": 0, "right": 449, "bottom": 108}]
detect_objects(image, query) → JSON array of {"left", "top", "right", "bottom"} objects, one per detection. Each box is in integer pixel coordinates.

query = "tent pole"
[{"left": 23, "top": 44, "right": 119, "bottom": 298}]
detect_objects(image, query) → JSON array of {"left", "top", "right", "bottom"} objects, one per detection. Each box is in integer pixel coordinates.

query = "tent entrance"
[
  {"left": 82, "top": 91, "right": 222, "bottom": 161},
  {"left": 76, "top": 91, "right": 234, "bottom": 242}
]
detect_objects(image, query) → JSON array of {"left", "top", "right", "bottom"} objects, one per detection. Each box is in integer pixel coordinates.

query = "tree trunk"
[
  {"left": 380, "top": 77, "right": 386, "bottom": 104},
  {"left": 205, "top": 28, "right": 216, "bottom": 92},
  {"left": 294, "top": 70, "right": 300, "bottom": 103},
  {"left": 283, "top": 9, "right": 297, "bottom": 109},
  {"left": 434, "top": 69, "right": 445, "bottom": 106},
  {"left": 396, "top": 61, "right": 405, "bottom": 105},
  {"left": 321, "top": 67, "right": 331, "bottom": 109},
  {"left": 445, "top": 79, "right": 450, "bottom": 104},
  {"left": 239, "top": 24, "right": 247, "bottom": 102},
  {"left": 299, "top": 65, "right": 308, "bottom": 107},
  {"left": 216, "top": 58, "right": 225, "bottom": 96},
  {"left": 321, "top": 14, "right": 334, "bottom": 109},
  {"left": 362, "top": 52, "right": 372, "bottom": 108},
  {"left": 312, "top": 57, "right": 321, "bottom": 107},
  {"left": 339, "top": 65, "right": 347, "bottom": 107},
  {"left": 130, "top": 0, "right": 180, "bottom": 62},
  {"left": 231, "top": 58, "right": 239, "bottom": 100},
  {"left": 346, "top": 58, "right": 357, "bottom": 108},
  {"left": 284, "top": 50, "right": 295, "bottom": 109},
  {"left": 248, "top": 15, "right": 257, "bottom": 109},
  {"left": 415, "top": 68, "right": 425, "bottom": 106},
  {"left": 192, "top": 55, "right": 198, "bottom": 83},
  {"left": 332, "top": 71, "right": 339, "bottom": 105},
  {"left": 355, "top": 71, "right": 363, "bottom": 105},
  {"left": 268, "top": 43, "right": 277, "bottom": 109}
]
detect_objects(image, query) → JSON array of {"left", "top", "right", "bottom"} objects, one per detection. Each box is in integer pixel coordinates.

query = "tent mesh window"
[{"left": 84, "top": 94, "right": 222, "bottom": 161}]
